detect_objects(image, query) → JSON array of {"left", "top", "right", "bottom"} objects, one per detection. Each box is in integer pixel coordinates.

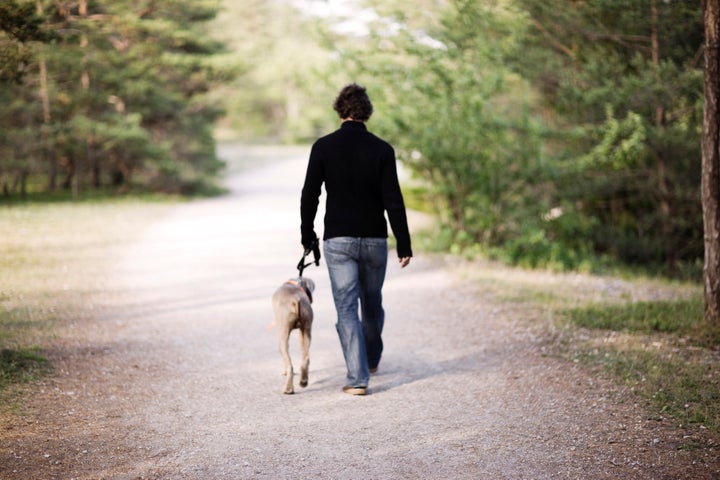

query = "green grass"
[
  {"left": 564, "top": 298, "right": 719, "bottom": 346},
  {"left": 561, "top": 297, "right": 720, "bottom": 435},
  {"left": 572, "top": 343, "right": 719, "bottom": 434},
  {"left": 0, "top": 187, "right": 189, "bottom": 205},
  {"left": 0, "top": 348, "right": 49, "bottom": 389}
]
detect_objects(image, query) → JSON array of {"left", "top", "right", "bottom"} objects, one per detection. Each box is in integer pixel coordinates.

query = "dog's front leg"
[{"left": 277, "top": 328, "right": 294, "bottom": 394}]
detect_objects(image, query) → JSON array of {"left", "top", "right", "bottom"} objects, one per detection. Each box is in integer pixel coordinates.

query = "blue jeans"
[{"left": 324, "top": 237, "right": 388, "bottom": 388}]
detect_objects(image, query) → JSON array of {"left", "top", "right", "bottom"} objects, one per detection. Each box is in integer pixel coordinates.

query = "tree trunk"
[
  {"left": 48, "top": 149, "right": 58, "bottom": 191},
  {"left": 650, "top": 0, "right": 677, "bottom": 273},
  {"left": 37, "top": 1, "right": 53, "bottom": 191},
  {"left": 79, "top": 0, "right": 89, "bottom": 197},
  {"left": 61, "top": 159, "right": 75, "bottom": 190},
  {"left": 702, "top": 0, "right": 720, "bottom": 326},
  {"left": 89, "top": 142, "right": 100, "bottom": 187},
  {"left": 18, "top": 170, "right": 28, "bottom": 198}
]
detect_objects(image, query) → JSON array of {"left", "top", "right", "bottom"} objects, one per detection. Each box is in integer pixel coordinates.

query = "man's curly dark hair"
[{"left": 333, "top": 83, "right": 373, "bottom": 122}]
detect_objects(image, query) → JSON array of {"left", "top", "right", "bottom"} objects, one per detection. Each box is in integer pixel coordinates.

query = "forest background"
[{"left": 0, "top": 0, "right": 706, "bottom": 277}]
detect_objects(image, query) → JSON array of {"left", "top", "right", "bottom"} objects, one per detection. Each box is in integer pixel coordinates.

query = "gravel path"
[{"left": 1, "top": 145, "right": 718, "bottom": 479}]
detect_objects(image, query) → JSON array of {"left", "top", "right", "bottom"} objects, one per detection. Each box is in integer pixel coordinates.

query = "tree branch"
[{"left": 529, "top": 17, "right": 576, "bottom": 59}]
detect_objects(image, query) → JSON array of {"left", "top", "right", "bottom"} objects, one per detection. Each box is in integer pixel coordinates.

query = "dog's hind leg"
[
  {"left": 298, "top": 327, "right": 311, "bottom": 388},
  {"left": 278, "top": 328, "right": 294, "bottom": 394}
]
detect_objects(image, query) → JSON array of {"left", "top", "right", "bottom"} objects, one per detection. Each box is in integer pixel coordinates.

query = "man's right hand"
[{"left": 311, "top": 240, "right": 321, "bottom": 266}]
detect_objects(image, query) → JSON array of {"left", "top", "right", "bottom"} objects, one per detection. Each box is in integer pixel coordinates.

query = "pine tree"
[
  {"left": 513, "top": 0, "right": 704, "bottom": 272},
  {"left": 0, "top": 0, "right": 231, "bottom": 197}
]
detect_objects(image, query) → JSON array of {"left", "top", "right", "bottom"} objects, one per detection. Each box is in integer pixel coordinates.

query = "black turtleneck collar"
[{"left": 341, "top": 120, "right": 367, "bottom": 130}]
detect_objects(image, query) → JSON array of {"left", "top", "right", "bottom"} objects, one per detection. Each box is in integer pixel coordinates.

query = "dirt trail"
[{"left": 2, "top": 145, "right": 718, "bottom": 479}]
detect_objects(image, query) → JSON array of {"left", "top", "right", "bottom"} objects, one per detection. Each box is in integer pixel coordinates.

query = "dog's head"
[{"left": 290, "top": 277, "right": 315, "bottom": 302}]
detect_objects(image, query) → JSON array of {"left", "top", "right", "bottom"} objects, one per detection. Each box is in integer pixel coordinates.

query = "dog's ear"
[{"left": 304, "top": 278, "right": 315, "bottom": 293}]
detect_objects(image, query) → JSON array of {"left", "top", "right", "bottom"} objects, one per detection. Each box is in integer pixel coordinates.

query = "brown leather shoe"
[
  {"left": 369, "top": 367, "right": 378, "bottom": 374},
  {"left": 342, "top": 385, "right": 367, "bottom": 395}
]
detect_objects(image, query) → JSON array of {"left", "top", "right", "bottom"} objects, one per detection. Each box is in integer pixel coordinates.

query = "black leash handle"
[{"left": 297, "top": 240, "right": 320, "bottom": 277}]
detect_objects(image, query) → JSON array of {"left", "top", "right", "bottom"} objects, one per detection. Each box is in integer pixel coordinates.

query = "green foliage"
[
  {"left": 0, "top": 0, "right": 231, "bottom": 197},
  {"left": 0, "top": 0, "right": 53, "bottom": 83},
  {"left": 319, "top": 0, "right": 703, "bottom": 274},
  {"left": 209, "top": 0, "right": 339, "bottom": 143},
  {"left": 579, "top": 108, "right": 648, "bottom": 171},
  {"left": 493, "top": 206, "right": 599, "bottom": 272},
  {"left": 316, "top": 0, "right": 705, "bottom": 275},
  {"left": 2, "top": 0, "right": 703, "bottom": 276},
  {"left": 513, "top": 0, "right": 704, "bottom": 273},
  {"left": 0, "top": 1, "right": 45, "bottom": 43},
  {"left": 330, "top": 0, "right": 551, "bottom": 262}
]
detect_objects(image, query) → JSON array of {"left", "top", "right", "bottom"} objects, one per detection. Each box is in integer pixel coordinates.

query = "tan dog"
[{"left": 271, "top": 277, "right": 315, "bottom": 394}]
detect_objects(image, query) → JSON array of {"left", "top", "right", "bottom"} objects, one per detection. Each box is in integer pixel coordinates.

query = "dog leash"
[{"left": 297, "top": 239, "right": 321, "bottom": 277}]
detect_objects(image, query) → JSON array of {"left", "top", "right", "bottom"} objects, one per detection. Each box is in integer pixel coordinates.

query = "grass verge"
[
  {"left": 563, "top": 297, "right": 720, "bottom": 435},
  {"left": 0, "top": 198, "right": 176, "bottom": 400},
  {"left": 565, "top": 298, "right": 719, "bottom": 346},
  {"left": 455, "top": 260, "right": 719, "bottom": 438},
  {"left": 0, "top": 348, "right": 49, "bottom": 390}
]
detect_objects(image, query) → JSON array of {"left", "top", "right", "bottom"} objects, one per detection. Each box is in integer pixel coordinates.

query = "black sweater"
[{"left": 301, "top": 121, "right": 413, "bottom": 258}]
